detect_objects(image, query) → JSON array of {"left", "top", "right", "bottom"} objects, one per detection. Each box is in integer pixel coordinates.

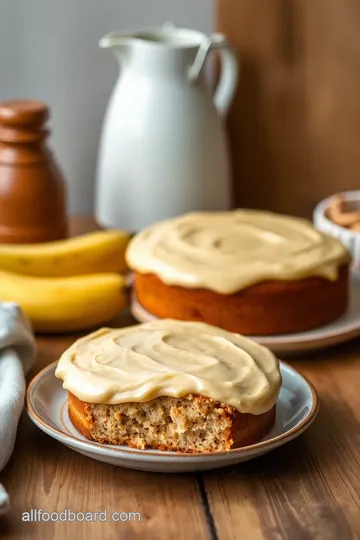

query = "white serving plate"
[
  {"left": 27, "top": 362, "right": 318, "bottom": 473},
  {"left": 131, "top": 275, "right": 360, "bottom": 355}
]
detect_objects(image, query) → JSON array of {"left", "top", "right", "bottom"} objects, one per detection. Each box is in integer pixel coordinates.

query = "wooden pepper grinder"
[{"left": 0, "top": 100, "right": 68, "bottom": 243}]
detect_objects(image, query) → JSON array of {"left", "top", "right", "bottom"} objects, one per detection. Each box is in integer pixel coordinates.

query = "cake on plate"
[
  {"left": 126, "top": 210, "right": 350, "bottom": 335},
  {"left": 55, "top": 319, "right": 282, "bottom": 453}
]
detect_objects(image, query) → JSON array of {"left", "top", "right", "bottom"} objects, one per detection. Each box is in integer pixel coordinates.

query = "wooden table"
[{"left": 1, "top": 217, "right": 360, "bottom": 539}]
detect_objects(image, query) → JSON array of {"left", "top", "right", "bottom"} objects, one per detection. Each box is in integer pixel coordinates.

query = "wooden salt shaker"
[{"left": 0, "top": 100, "right": 68, "bottom": 243}]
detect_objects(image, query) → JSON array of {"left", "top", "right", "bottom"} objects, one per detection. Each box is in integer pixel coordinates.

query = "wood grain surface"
[
  {"left": 1, "top": 217, "right": 360, "bottom": 539},
  {"left": 217, "top": 0, "right": 360, "bottom": 218}
]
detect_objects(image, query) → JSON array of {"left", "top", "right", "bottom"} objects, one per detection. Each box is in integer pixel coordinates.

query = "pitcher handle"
[
  {"left": 188, "top": 33, "right": 239, "bottom": 117},
  {"left": 212, "top": 34, "right": 239, "bottom": 116}
]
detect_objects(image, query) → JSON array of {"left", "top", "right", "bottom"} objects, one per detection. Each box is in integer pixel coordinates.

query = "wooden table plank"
[{"left": 203, "top": 340, "right": 360, "bottom": 540}]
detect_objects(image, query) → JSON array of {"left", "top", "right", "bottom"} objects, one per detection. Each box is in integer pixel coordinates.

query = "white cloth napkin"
[{"left": 0, "top": 303, "right": 36, "bottom": 516}]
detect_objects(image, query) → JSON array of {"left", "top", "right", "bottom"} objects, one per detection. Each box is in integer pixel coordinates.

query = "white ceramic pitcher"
[{"left": 95, "top": 23, "right": 238, "bottom": 231}]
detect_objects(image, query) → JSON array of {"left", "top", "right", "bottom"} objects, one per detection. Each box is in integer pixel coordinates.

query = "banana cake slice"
[{"left": 55, "top": 320, "right": 282, "bottom": 453}]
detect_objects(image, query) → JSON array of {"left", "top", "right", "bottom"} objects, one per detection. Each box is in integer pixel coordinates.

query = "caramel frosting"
[
  {"left": 55, "top": 320, "right": 282, "bottom": 415},
  {"left": 126, "top": 210, "right": 349, "bottom": 294}
]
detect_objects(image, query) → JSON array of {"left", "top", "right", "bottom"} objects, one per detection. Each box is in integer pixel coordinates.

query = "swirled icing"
[
  {"left": 55, "top": 319, "right": 282, "bottom": 414},
  {"left": 126, "top": 210, "right": 349, "bottom": 294}
]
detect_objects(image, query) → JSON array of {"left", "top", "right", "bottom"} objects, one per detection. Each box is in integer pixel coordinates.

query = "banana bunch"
[{"left": 0, "top": 230, "right": 131, "bottom": 333}]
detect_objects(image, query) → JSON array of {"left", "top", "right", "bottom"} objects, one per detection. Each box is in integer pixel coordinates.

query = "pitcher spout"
[{"left": 99, "top": 32, "right": 130, "bottom": 50}]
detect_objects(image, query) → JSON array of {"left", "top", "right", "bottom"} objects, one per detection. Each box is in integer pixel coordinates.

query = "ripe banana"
[
  {"left": 0, "top": 269, "right": 129, "bottom": 333},
  {"left": 0, "top": 230, "right": 130, "bottom": 277}
]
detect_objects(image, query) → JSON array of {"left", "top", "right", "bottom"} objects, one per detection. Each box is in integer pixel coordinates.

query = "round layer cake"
[
  {"left": 55, "top": 320, "right": 282, "bottom": 452},
  {"left": 126, "top": 210, "right": 350, "bottom": 335}
]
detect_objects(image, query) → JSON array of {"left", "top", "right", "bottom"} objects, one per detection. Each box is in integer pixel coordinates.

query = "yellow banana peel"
[
  {"left": 0, "top": 269, "right": 129, "bottom": 333},
  {"left": 0, "top": 230, "right": 131, "bottom": 277}
]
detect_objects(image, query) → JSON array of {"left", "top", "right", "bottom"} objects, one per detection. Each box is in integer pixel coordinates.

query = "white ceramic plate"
[
  {"left": 131, "top": 275, "right": 360, "bottom": 355},
  {"left": 27, "top": 362, "right": 318, "bottom": 473}
]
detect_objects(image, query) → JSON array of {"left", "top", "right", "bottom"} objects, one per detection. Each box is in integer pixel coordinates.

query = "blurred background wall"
[
  {"left": 218, "top": 0, "right": 360, "bottom": 218},
  {"left": 0, "top": 0, "right": 212, "bottom": 213},
  {"left": 1, "top": 0, "right": 360, "bottom": 219}
]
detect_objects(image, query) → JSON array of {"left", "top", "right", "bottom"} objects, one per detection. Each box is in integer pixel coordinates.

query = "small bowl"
[{"left": 313, "top": 190, "right": 360, "bottom": 272}]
